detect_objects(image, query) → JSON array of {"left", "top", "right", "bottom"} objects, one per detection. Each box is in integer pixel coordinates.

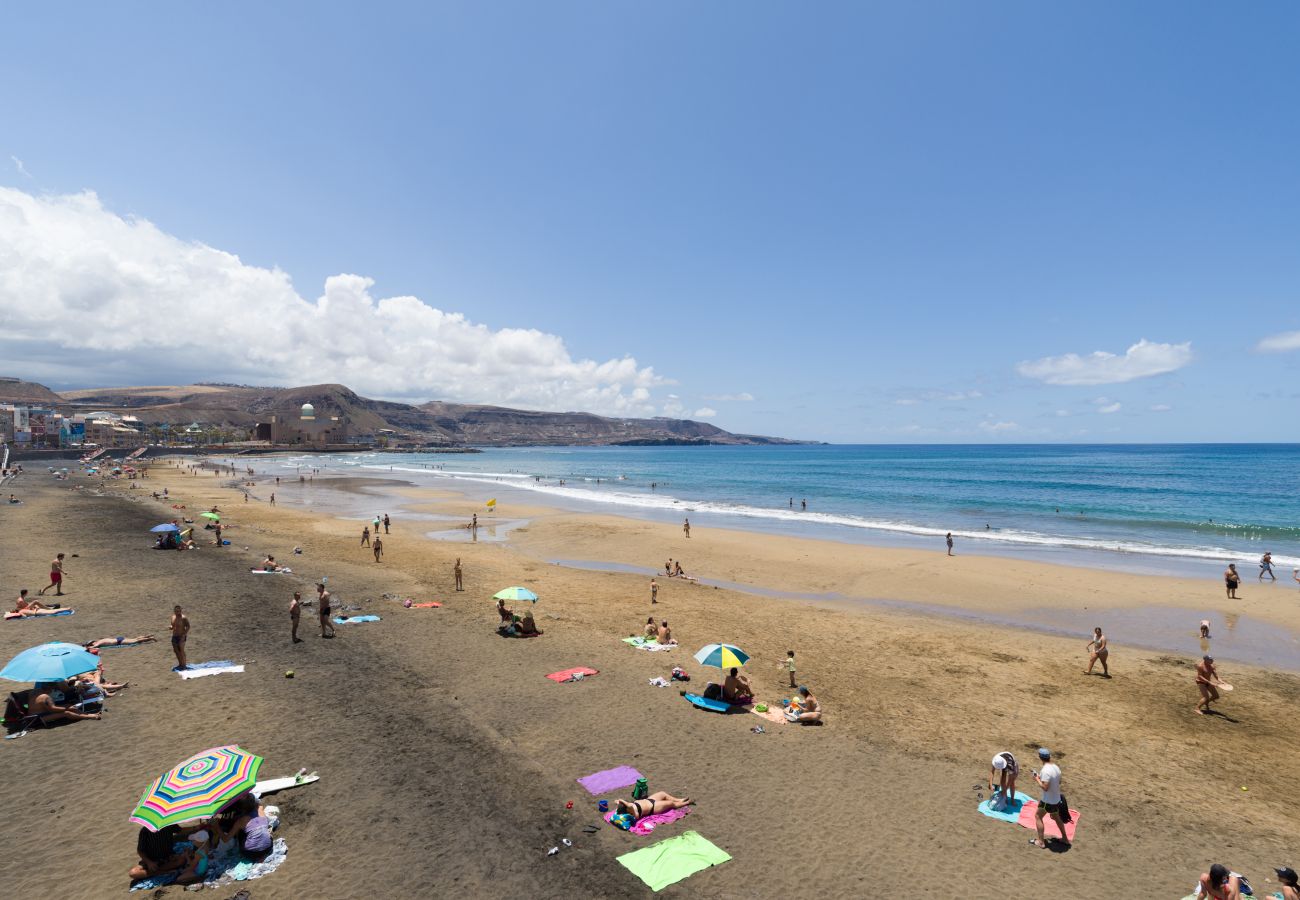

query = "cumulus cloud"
[
  {"left": 895, "top": 389, "right": 982, "bottom": 405},
  {"left": 661, "top": 394, "right": 685, "bottom": 417},
  {"left": 702, "top": 392, "right": 754, "bottom": 402},
  {"left": 692, "top": 407, "right": 717, "bottom": 418},
  {"left": 1256, "top": 330, "right": 1300, "bottom": 353},
  {"left": 978, "top": 420, "right": 1019, "bottom": 433},
  {"left": 0, "top": 187, "right": 671, "bottom": 415},
  {"left": 1017, "top": 339, "right": 1192, "bottom": 385}
]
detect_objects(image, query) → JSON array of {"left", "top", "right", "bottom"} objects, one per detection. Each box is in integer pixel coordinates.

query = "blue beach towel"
[
  {"left": 977, "top": 789, "right": 1032, "bottom": 823},
  {"left": 333, "top": 615, "right": 380, "bottom": 624}
]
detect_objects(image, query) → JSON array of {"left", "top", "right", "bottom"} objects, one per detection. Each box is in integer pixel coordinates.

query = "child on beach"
[{"left": 783, "top": 650, "right": 797, "bottom": 688}]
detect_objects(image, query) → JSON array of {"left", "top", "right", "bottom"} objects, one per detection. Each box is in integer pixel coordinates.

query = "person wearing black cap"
[
  {"left": 1030, "top": 747, "right": 1069, "bottom": 849},
  {"left": 1276, "top": 866, "right": 1299, "bottom": 900},
  {"left": 1197, "top": 863, "right": 1242, "bottom": 899},
  {"left": 1196, "top": 655, "right": 1226, "bottom": 715}
]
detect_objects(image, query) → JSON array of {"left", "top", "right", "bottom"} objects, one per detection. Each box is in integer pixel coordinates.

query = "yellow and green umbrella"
[{"left": 492, "top": 586, "right": 537, "bottom": 603}]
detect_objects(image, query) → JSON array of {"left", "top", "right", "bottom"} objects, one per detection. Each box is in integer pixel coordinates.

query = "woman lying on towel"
[
  {"left": 84, "top": 634, "right": 156, "bottom": 649},
  {"left": 614, "top": 792, "right": 694, "bottom": 823}
]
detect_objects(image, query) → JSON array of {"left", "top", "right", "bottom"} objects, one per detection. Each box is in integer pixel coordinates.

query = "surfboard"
[{"left": 253, "top": 774, "right": 319, "bottom": 797}]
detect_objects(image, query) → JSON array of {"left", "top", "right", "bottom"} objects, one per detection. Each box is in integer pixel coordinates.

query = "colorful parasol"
[
  {"left": 199, "top": 512, "right": 221, "bottom": 521},
  {"left": 492, "top": 586, "right": 537, "bottom": 603},
  {"left": 129, "top": 745, "right": 264, "bottom": 831}
]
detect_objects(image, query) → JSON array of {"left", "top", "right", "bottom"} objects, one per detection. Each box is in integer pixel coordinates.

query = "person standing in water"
[
  {"left": 1224, "top": 563, "right": 1240, "bottom": 599},
  {"left": 1084, "top": 627, "right": 1109, "bottom": 677}
]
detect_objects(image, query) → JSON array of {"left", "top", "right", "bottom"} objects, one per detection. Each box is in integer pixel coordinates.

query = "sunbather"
[
  {"left": 1198, "top": 864, "right": 1243, "bottom": 899},
  {"left": 129, "top": 825, "right": 188, "bottom": 881},
  {"left": 84, "top": 635, "right": 156, "bottom": 649},
  {"left": 13, "top": 589, "right": 55, "bottom": 614},
  {"left": 786, "top": 685, "right": 823, "bottom": 723},
  {"left": 722, "top": 667, "right": 753, "bottom": 703},
  {"left": 657, "top": 620, "right": 675, "bottom": 644},
  {"left": 614, "top": 792, "right": 694, "bottom": 822},
  {"left": 28, "top": 684, "right": 101, "bottom": 723},
  {"left": 518, "top": 610, "right": 543, "bottom": 635}
]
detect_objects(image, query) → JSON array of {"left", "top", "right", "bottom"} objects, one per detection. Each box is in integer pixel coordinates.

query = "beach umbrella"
[
  {"left": 1, "top": 642, "right": 100, "bottom": 683},
  {"left": 129, "top": 745, "right": 264, "bottom": 832},
  {"left": 694, "top": 643, "right": 751, "bottom": 690},
  {"left": 493, "top": 586, "right": 538, "bottom": 603},
  {"left": 199, "top": 512, "right": 221, "bottom": 521},
  {"left": 150, "top": 523, "right": 180, "bottom": 533}
]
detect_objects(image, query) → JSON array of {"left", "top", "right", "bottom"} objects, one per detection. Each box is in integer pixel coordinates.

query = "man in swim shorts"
[
  {"left": 170, "top": 606, "right": 190, "bottom": 671},
  {"left": 1196, "top": 655, "right": 1225, "bottom": 715},
  {"left": 1031, "top": 748, "right": 1069, "bottom": 848},
  {"left": 290, "top": 592, "right": 302, "bottom": 643},
  {"left": 1260, "top": 552, "right": 1276, "bottom": 581},
  {"left": 39, "top": 553, "right": 67, "bottom": 597},
  {"left": 316, "top": 583, "right": 334, "bottom": 638},
  {"left": 1224, "top": 563, "right": 1240, "bottom": 599}
]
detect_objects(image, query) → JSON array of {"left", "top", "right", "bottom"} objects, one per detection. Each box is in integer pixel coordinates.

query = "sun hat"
[{"left": 991, "top": 755, "right": 1007, "bottom": 770}]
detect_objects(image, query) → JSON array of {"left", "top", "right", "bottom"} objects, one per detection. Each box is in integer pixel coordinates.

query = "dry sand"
[{"left": 1, "top": 460, "right": 1298, "bottom": 900}]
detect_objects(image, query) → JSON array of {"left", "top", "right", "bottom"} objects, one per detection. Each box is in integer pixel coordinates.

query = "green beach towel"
[{"left": 616, "top": 830, "right": 730, "bottom": 892}]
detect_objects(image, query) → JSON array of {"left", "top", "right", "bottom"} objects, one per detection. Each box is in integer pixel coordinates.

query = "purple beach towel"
[
  {"left": 577, "top": 766, "right": 643, "bottom": 795},
  {"left": 604, "top": 806, "right": 691, "bottom": 835}
]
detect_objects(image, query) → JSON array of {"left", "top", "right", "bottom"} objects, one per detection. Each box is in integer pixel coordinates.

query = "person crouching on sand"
[{"left": 989, "top": 751, "right": 1019, "bottom": 809}]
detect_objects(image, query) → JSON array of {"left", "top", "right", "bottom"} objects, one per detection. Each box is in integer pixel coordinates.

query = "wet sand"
[{"left": 2, "top": 462, "right": 1298, "bottom": 899}]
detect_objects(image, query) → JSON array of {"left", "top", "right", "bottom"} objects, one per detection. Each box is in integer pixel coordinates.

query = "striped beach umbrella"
[
  {"left": 129, "top": 745, "right": 264, "bottom": 831},
  {"left": 694, "top": 643, "right": 750, "bottom": 670},
  {"left": 493, "top": 586, "right": 538, "bottom": 603}
]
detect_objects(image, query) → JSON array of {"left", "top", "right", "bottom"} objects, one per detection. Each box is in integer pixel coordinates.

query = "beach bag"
[
  {"left": 1057, "top": 795, "right": 1072, "bottom": 824},
  {"left": 632, "top": 778, "right": 648, "bottom": 800},
  {"left": 702, "top": 682, "right": 722, "bottom": 701}
]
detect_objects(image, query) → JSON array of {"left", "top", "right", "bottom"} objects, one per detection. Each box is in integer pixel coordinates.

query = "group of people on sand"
[
  {"left": 1195, "top": 863, "right": 1299, "bottom": 900},
  {"left": 16, "top": 636, "right": 149, "bottom": 728},
  {"left": 662, "top": 559, "right": 695, "bottom": 582},
  {"left": 129, "top": 791, "right": 276, "bottom": 886},
  {"left": 11, "top": 588, "right": 66, "bottom": 617},
  {"left": 987, "top": 747, "right": 1068, "bottom": 850},
  {"left": 496, "top": 598, "right": 542, "bottom": 637},
  {"left": 641, "top": 616, "right": 674, "bottom": 644}
]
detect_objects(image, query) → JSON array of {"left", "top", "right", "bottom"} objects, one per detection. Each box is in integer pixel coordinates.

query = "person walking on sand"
[
  {"left": 170, "top": 605, "right": 190, "bottom": 671},
  {"left": 1196, "top": 654, "right": 1227, "bottom": 715},
  {"left": 1260, "top": 551, "right": 1276, "bottom": 581},
  {"left": 1084, "top": 627, "right": 1109, "bottom": 677},
  {"left": 361, "top": 525, "right": 370, "bottom": 547},
  {"left": 39, "top": 553, "right": 67, "bottom": 597},
  {"left": 946, "top": 533, "right": 954, "bottom": 556},
  {"left": 289, "top": 592, "right": 302, "bottom": 643},
  {"left": 1031, "top": 748, "right": 1069, "bottom": 849},
  {"left": 683, "top": 518, "right": 690, "bottom": 538},
  {"left": 454, "top": 558, "right": 463, "bottom": 591},
  {"left": 1224, "top": 563, "right": 1240, "bottom": 599},
  {"left": 650, "top": 578, "right": 658, "bottom": 604},
  {"left": 269, "top": 493, "right": 275, "bottom": 506},
  {"left": 383, "top": 514, "right": 390, "bottom": 534},
  {"left": 372, "top": 537, "right": 383, "bottom": 563},
  {"left": 317, "top": 583, "right": 335, "bottom": 638}
]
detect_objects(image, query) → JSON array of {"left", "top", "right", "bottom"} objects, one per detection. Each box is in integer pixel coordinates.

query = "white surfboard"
[{"left": 253, "top": 773, "right": 319, "bottom": 797}]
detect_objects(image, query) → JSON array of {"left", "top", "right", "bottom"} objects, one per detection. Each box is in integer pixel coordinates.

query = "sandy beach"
[{"left": 2, "top": 461, "right": 1298, "bottom": 899}]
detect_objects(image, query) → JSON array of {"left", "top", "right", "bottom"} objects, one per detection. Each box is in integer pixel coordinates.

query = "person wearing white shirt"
[{"left": 1032, "top": 747, "right": 1070, "bottom": 849}]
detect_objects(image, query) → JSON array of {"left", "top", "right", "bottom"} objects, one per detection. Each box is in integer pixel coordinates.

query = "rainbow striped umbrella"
[{"left": 129, "top": 745, "right": 264, "bottom": 831}]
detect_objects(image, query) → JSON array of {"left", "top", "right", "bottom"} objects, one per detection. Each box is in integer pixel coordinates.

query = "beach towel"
[
  {"left": 1017, "top": 800, "right": 1080, "bottom": 842},
  {"left": 176, "top": 661, "right": 244, "bottom": 679},
  {"left": 577, "top": 765, "right": 643, "bottom": 795},
  {"left": 616, "top": 830, "right": 730, "bottom": 892},
  {"left": 976, "top": 790, "right": 1032, "bottom": 823},
  {"left": 604, "top": 806, "right": 691, "bottom": 835},
  {"left": 250, "top": 568, "right": 292, "bottom": 575},
  {"left": 333, "top": 615, "right": 380, "bottom": 624},
  {"left": 5, "top": 609, "right": 74, "bottom": 620},
  {"left": 408, "top": 602, "right": 441, "bottom": 608},
  {"left": 130, "top": 838, "right": 288, "bottom": 892},
  {"left": 545, "top": 667, "right": 599, "bottom": 683},
  {"left": 749, "top": 705, "right": 787, "bottom": 725},
  {"left": 683, "top": 694, "right": 735, "bottom": 714},
  {"left": 623, "top": 636, "right": 675, "bottom": 652}
]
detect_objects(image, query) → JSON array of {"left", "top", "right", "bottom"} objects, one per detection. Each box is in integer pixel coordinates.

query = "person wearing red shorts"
[{"left": 39, "top": 553, "right": 67, "bottom": 597}]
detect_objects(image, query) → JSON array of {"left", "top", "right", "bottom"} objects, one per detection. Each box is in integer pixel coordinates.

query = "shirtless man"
[
  {"left": 454, "top": 558, "right": 463, "bottom": 591},
  {"left": 787, "top": 685, "right": 822, "bottom": 723},
  {"left": 372, "top": 537, "right": 383, "bottom": 562},
  {"left": 14, "top": 589, "right": 54, "bottom": 613},
  {"left": 657, "top": 620, "right": 674, "bottom": 644},
  {"left": 38, "top": 553, "right": 67, "bottom": 596},
  {"left": 650, "top": 578, "right": 658, "bottom": 604},
  {"left": 290, "top": 592, "right": 302, "bottom": 643},
  {"left": 1196, "top": 655, "right": 1226, "bottom": 715},
  {"left": 170, "top": 606, "right": 190, "bottom": 671},
  {"left": 317, "top": 583, "right": 335, "bottom": 638},
  {"left": 722, "top": 667, "right": 752, "bottom": 703},
  {"left": 664, "top": 559, "right": 673, "bottom": 577},
  {"left": 29, "top": 685, "right": 101, "bottom": 723},
  {"left": 1224, "top": 563, "right": 1240, "bottom": 599}
]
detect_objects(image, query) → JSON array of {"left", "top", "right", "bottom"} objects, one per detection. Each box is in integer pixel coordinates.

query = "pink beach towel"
[
  {"left": 1017, "top": 800, "right": 1080, "bottom": 842},
  {"left": 545, "top": 667, "right": 598, "bottom": 683},
  {"left": 604, "top": 806, "right": 691, "bottom": 835}
]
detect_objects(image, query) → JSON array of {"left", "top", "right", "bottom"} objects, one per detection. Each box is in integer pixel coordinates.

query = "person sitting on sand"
[
  {"left": 28, "top": 683, "right": 101, "bottom": 724},
  {"left": 218, "top": 793, "right": 275, "bottom": 862},
  {"left": 672, "top": 561, "right": 696, "bottom": 583},
  {"left": 13, "top": 589, "right": 55, "bottom": 614},
  {"left": 657, "top": 620, "right": 674, "bottom": 644},
  {"left": 84, "top": 635, "right": 156, "bottom": 649},
  {"left": 785, "top": 685, "right": 822, "bottom": 723},
  {"left": 518, "top": 610, "right": 543, "bottom": 635},
  {"left": 258, "top": 555, "right": 278, "bottom": 571},
  {"left": 722, "top": 667, "right": 753, "bottom": 703},
  {"left": 614, "top": 792, "right": 694, "bottom": 823},
  {"left": 497, "top": 599, "right": 513, "bottom": 625},
  {"left": 129, "top": 825, "right": 189, "bottom": 882},
  {"left": 173, "top": 828, "right": 211, "bottom": 885},
  {"left": 1084, "top": 626, "right": 1109, "bottom": 677},
  {"left": 1274, "top": 867, "right": 1300, "bottom": 900},
  {"left": 1198, "top": 863, "right": 1243, "bottom": 899},
  {"left": 643, "top": 616, "right": 658, "bottom": 639}
]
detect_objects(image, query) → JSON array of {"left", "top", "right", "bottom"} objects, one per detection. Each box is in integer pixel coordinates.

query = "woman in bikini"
[
  {"left": 614, "top": 792, "right": 694, "bottom": 822},
  {"left": 643, "top": 616, "right": 658, "bottom": 639},
  {"left": 1084, "top": 627, "right": 1109, "bottom": 677}
]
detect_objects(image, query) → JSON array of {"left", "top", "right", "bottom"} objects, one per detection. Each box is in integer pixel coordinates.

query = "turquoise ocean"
[{"left": 276, "top": 443, "right": 1300, "bottom": 575}]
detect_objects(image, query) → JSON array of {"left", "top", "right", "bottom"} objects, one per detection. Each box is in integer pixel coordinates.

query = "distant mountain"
[
  {"left": 39, "top": 381, "right": 808, "bottom": 446},
  {"left": 0, "top": 377, "right": 64, "bottom": 403}
]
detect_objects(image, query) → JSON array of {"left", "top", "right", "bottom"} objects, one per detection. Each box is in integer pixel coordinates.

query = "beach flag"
[{"left": 486, "top": 498, "right": 496, "bottom": 509}]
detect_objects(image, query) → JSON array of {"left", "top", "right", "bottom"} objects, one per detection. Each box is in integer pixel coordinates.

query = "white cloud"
[
  {"left": 896, "top": 389, "right": 982, "bottom": 405},
  {"left": 978, "top": 420, "right": 1019, "bottom": 433},
  {"left": 692, "top": 407, "right": 717, "bottom": 418},
  {"left": 702, "top": 392, "right": 754, "bottom": 402},
  {"left": 1097, "top": 402, "right": 1121, "bottom": 414},
  {"left": 0, "top": 187, "right": 671, "bottom": 415},
  {"left": 10, "top": 156, "right": 31, "bottom": 179},
  {"left": 1256, "top": 330, "right": 1300, "bottom": 353},
  {"left": 661, "top": 394, "right": 684, "bottom": 417},
  {"left": 1055, "top": 409, "right": 1071, "bottom": 417},
  {"left": 1017, "top": 339, "right": 1192, "bottom": 385}
]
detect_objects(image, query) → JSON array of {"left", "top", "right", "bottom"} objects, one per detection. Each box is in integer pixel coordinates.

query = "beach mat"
[
  {"left": 577, "top": 765, "right": 642, "bottom": 795},
  {"left": 408, "top": 602, "right": 441, "bottom": 608},
  {"left": 176, "top": 660, "right": 244, "bottom": 679},
  {"left": 546, "top": 667, "right": 599, "bottom": 683},
  {"left": 623, "top": 637, "right": 674, "bottom": 652},
  {"left": 977, "top": 790, "right": 1032, "bottom": 823},
  {"left": 616, "top": 830, "right": 730, "bottom": 892},
  {"left": 250, "top": 568, "right": 292, "bottom": 575},
  {"left": 605, "top": 806, "right": 691, "bottom": 835},
  {"left": 333, "top": 615, "right": 380, "bottom": 624},
  {"left": 683, "top": 694, "right": 737, "bottom": 714},
  {"left": 1017, "top": 800, "right": 1081, "bottom": 842},
  {"left": 5, "top": 609, "right": 74, "bottom": 620},
  {"left": 130, "top": 837, "right": 287, "bottom": 891},
  {"left": 749, "top": 705, "right": 787, "bottom": 725}
]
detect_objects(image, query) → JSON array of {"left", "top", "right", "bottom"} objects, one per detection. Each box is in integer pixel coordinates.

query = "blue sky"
[{"left": 2, "top": 1, "right": 1298, "bottom": 442}]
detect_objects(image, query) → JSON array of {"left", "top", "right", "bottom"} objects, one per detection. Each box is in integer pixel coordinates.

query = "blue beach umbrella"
[
  {"left": 150, "top": 523, "right": 180, "bottom": 533},
  {"left": 1, "top": 642, "right": 100, "bottom": 683},
  {"left": 493, "top": 586, "right": 538, "bottom": 603}
]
